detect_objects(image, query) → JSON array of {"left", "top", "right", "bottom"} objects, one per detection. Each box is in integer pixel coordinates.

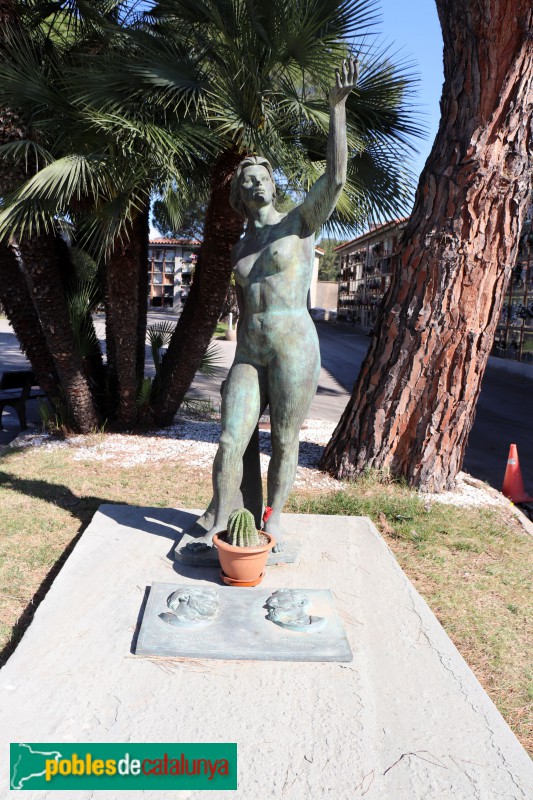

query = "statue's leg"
[
  {"left": 187, "top": 418, "right": 265, "bottom": 537},
  {"left": 185, "top": 384, "right": 265, "bottom": 536},
  {"left": 240, "top": 422, "right": 265, "bottom": 529},
  {"left": 264, "top": 341, "right": 320, "bottom": 552},
  {"left": 186, "top": 361, "right": 265, "bottom": 551}
]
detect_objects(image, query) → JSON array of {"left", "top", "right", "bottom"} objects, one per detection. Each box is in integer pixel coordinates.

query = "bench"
[{"left": 0, "top": 370, "right": 45, "bottom": 431}]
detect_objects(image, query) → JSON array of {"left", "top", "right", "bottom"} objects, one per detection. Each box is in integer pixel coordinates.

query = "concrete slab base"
[{"left": 1, "top": 505, "right": 532, "bottom": 799}]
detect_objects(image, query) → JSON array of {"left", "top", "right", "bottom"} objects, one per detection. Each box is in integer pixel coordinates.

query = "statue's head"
[
  {"left": 265, "top": 589, "right": 310, "bottom": 615},
  {"left": 167, "top": 586, "right": 219, "bottom": 620},
  {"left": 230, "top": 155, "right": 276, "bottom": 218}
]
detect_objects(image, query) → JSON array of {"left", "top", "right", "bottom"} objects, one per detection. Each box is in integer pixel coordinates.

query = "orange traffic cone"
[{"left": 502, "top": 444, "right": 533, "bottom": 503}]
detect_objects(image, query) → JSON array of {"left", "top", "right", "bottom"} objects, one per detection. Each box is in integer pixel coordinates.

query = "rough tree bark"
[
  {"left": 104, "top": 207, "right": 149, "bottom": 428},
  {"left": 152, "top": 148, "right": 244, "bottom": 425},
  {"left": 135, "top": 207, "right": 150, "bottom": 386},
  {"left": 322, "top": 0, "right": 533, "bottom": 491},
  {"left": 15, "top": 234, "right": 100, "bottom": 432},
  {"left": 0, "top": 245, "right": 60, "bottom": 397},
  {"left": 0, "top": 100, "right": 60, "bottom": 399}
]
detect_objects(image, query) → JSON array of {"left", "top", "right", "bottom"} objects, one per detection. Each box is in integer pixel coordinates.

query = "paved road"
[
  {"left": 313, "top": 322, "right": 533, "bottom": 493},
  {"left": 1, "top": 315, "right": 532, "bottom": 494}
]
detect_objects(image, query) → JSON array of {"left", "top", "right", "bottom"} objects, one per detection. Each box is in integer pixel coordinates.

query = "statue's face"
[{"left": 239, "top": 165, "right": 275, "bottom": 208}]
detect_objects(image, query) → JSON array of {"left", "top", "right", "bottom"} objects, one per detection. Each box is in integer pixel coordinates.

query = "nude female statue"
[{"left": 187, "top": 59, "right": 357, "bottom": 554}]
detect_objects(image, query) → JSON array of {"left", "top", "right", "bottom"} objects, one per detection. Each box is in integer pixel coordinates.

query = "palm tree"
[
  {"left": 0, "top": 1, "right": 132, "bottom": 430},
  {"left": 0, "top": 2, "right": 48, "bottom": 393},
  {"left": 0, "top": 0, "right": 100, "bottom": 430},
  {"left": 144, "top": 0, "right": 421, "bottom": 424},
  {"left": 0, "top": 0, "right": 214, "bottom": 428}
]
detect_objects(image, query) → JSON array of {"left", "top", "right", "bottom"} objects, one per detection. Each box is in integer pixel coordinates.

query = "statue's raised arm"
[{"left": 299, "top": 58, "right": 358, "bottom": 234}]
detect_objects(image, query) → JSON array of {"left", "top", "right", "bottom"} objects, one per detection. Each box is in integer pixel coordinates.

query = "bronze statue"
[{"left": 187, "top": 60, "right": 357, "bottom": 554}]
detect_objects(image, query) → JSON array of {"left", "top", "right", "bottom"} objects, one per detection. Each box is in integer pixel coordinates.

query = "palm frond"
[
  {"left": 0, "top": 154, "right": 117, "bottom": 240},
  {"left": 146, "top": 320, "right": 176, "bottom": 348},
  {"left": 136, "top": 376, "right": 154, "bottom": 408},
  {"left": 198, "top": 340, "right": 224, "bottom": 378},
  {"left": 147, "top": 320, "right": 176, "bottom": 376},
  {"left": 0, "top": 140, "right": 54, "bottom": 173},
  {"left": 67, "top": 277, "right": 102, "bottom": 359}
]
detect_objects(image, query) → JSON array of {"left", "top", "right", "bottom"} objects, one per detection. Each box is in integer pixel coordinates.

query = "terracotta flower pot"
[{"left": 213, "top": 532, "right": 276, "bottom": 587}]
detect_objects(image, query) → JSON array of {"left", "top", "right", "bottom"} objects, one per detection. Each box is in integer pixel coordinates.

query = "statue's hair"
[
  {"left": 267, "top": 589, "right": 310, "bottom": 609},
  {"left": 230, "top": 155, "right": 276, "bottom": 219}
]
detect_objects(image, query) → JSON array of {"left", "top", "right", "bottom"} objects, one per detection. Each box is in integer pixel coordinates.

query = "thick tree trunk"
[
  {"left": 54, "top": 236, "right": 106, "bottom": 399},
  {"left": 0, "top": 244, "right": 60, "bottom": 399},
  {"left": 15, "top": 234, "right": 100, "bottom": 432},
  {"left": 0, "top": 95, "right": 60, "bottom": 401},
  {"left": 152, "top": 148, "right": 244, "bottom": 425},
  {"left": 104, "top": 207, "right": 148, "bottom": 429},
  {"left": 135, "top": 207, "right": 149, "bottom": 385},
  {"left": 322, "top": 0, "right": 533, "bottom": 491}
]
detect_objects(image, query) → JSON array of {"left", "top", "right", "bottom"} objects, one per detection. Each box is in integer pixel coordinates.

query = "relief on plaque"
[
  {"left": 264, "top": 589, "right": 326, "bottom": 632},
  {"left": 159, "top": 586, "right": 220, "bottom": 628}
]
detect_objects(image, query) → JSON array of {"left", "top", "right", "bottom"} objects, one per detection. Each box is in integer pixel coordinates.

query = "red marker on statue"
[{"left": 262, "top": 506, "right": 273, "bottom": 528}]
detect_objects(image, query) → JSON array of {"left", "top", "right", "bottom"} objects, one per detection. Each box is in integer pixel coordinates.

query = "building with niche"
[
  {"left": 335, "top": 208, "right": 533, "bottom": 360},
  {"left": 335, "top": 218, "right": 408, "bottom": 330},
  {"left": 147, "top": 238, "right": 200, "bottom": 309}
]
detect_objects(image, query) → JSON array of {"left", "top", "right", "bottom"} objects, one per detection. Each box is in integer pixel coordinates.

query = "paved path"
[{"left": 1, "top": 315, "right": 532, "bottom": 495}]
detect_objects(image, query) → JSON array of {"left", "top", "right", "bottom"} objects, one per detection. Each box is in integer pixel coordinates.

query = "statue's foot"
[
  {"left": 184, "top": 525, "right": 225, "bottom": 553},
  {"left": 186, "top": 519, "right": 212, "bottom": 538},
  {"left": 264, "top": 518, "right": 285, "bottom": 553},
  {"left": 185, "top": 533, "right": 215, "bottom": 553},
  {"left": 185, "top": 540, "right": 212, "bottom": 553},
  {"left": 185, "top": 510, "right": 215, "bottom": 538}
]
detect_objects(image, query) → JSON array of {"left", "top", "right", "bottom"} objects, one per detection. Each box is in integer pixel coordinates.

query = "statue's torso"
[{"left": 232, "top": 209, "right": 318, "bottom": 365}]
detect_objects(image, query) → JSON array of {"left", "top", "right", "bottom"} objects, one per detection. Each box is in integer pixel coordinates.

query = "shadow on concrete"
[
  {"left": 96, "top": 505, "right": 205, "bottom": 575},
  {"left": 0, "top": 472, "right": 118, "bottom": 667}
]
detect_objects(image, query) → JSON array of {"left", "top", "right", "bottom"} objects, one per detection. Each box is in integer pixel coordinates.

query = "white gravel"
[
  {"left": 9, "top": 416, "right": 505, "bottom": 505},
  {"left": 421, "top": 471, "right": 508, "bottom": 508}
]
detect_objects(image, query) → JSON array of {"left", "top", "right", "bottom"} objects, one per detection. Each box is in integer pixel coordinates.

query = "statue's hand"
[{"left": 329, "top": 57, "right": 358, "bottom": 106}]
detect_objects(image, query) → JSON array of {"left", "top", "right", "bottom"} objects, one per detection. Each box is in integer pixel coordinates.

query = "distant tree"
[
  {"left": 317, "top": 238, "right": 344, "bottom": 281},
  {"left": 322, "top": 0, "right": 533, "bottom": 492},
  {"left": 151, "top": 194, "right": 206, "bottom": 241}
]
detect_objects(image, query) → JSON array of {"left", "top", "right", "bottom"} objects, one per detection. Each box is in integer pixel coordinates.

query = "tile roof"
[
  {"left": 333, "top": 217, "right": 410, "bottom": 251},
  {"left": 149, "top": 238, "right": 201, "bottom": 246}
]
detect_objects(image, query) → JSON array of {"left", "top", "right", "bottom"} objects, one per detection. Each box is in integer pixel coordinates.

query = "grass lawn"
[
  {"left": 213, "top": 321, "right": 228, "bottom": 338},
  {"left": 0, "top": 433, "right": 531, "bottom": 754}
]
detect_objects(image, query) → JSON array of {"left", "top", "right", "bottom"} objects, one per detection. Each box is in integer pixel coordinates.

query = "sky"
[{"left": 377, "top": 0, "right": 444, "bottom": 180}]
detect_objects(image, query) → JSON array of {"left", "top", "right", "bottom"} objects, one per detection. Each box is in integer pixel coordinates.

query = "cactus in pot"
[
  {"left": 226, "top": 509, "right": 260, "bottom": 548},
  {"left": 213, "top": 507, "right": 276, "bottom": 587}
]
